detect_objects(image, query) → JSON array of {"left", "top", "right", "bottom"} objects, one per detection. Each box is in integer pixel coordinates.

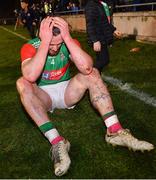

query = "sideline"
[
  {"left": 0, "top": 26, "right": 30, "bottom": 41},
  {"left": 1, "top": 26, "right": 156, "bottom": 108},
  {"left": 102, "top": 74, "right": 156, "bottom": 108}
]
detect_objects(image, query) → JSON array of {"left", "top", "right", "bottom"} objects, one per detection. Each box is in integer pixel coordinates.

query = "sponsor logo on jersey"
[{"left": 42, "top": 62, "right": 70, "bottom": 81}]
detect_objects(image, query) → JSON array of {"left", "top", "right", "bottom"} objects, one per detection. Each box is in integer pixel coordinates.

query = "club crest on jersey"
[
  {"left": 60, "top": 52, "right": 65, "bottom": 61},
  {"left": 42, "top": 72, "right": 49, "bottom": 79}
]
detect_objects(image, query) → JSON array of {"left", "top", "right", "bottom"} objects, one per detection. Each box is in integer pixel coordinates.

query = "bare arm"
[
  {"left": 53, "top": 17, "right": 93, "bottom": 75},
  {"left": 21, "top": 17, "right": 54, "bottom": 82}
]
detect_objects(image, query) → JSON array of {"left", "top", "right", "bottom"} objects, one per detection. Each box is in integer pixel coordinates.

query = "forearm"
[
  {"left": 64, "top": 36, "right": 93, "bottom": 75},
  {"left": 22, "top": 41, "right": 49, "bottom": 82}
]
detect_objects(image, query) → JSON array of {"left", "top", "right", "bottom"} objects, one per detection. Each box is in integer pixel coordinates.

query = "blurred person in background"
[
  {"left": 71, "top": 2, "right": 79, "bottom": 14},
  {"left": 67, "top": 1, "right": 72, "bottom": 11},
  {"left": 19, "top": 0, "right": 39, "bottom": 38},
  {"left": 85, "top": 0, "right": 122, "bottom": 73},
  {"left": 14, "top": 9, "right": 23, "bottom": 30}
]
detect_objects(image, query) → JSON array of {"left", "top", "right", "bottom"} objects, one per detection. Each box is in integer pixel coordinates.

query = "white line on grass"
[
  {"left": 102, "top": 74, "right": 156, "bottom": 108},
  {"left": 1, "top": 26, "right": 155, "bottom": 108},
  {"left": 0, "top": 26, "right": 30, "bottom": 41}
]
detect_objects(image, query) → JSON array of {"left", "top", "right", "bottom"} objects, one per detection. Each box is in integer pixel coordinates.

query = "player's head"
[
  {"left": 48, "top": 26, "right": 63, "bottom": 56},
  {"left": 52, "top": 27, "right": 60, "bottom": 36},
  {"left": 20, "top": 0, "right": 29, "bottom": 9}
]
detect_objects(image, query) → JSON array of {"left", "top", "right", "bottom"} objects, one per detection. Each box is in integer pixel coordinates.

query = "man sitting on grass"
[{"left": 16, "top": 16, "right": 154, "bottom": 177}]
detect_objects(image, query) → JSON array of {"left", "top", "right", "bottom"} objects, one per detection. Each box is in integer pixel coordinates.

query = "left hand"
[
  {"left": 53, "top": 17, "right": 70, "bottom": 40},
  {"left": 114, "top": 30, "right": 122, "bottom": 38}
]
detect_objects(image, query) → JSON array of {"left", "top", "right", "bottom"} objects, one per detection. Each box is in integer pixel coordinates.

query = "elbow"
[
  {"left": 23, "top": 75, "right": 36, "bottom": 83},
  {"left": 84, "top": 58, "right": 93, "bottom": 75},
  {"left": 22, "top": 71, "right": 37, "bottom": 83},
  {"left": 84, "top": 67, "right": 93, "bottom": 75}
]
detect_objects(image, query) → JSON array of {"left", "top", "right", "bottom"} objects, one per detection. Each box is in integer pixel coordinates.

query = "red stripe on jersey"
[
  {"left": 21, "top": 44, "right": 36, "bottom": 62},
  {"left": 73, "top": 39, "right": 81, "bottom": 47}
]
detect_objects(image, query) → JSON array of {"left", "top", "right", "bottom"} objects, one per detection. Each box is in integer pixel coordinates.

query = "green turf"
[{"left": 0, "top": 26, "right": 156, "bottom": 179}]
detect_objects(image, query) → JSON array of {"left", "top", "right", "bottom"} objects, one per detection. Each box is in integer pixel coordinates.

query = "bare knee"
[
  {"left": 88, "top": 68, "right": 101, "bottom": 79},
  {"left": 16, "top": 77, "right": 33, "bottom": 95},
  {"left": 85, "top": 68, "right": 102, "bottom": 85}
]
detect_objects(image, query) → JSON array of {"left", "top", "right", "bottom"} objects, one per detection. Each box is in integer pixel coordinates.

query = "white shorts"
[{"left": 39, "top": 80, "right": 75, "bottom": 112}]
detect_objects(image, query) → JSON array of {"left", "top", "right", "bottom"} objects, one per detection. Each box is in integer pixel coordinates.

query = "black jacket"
[
  {"left": 85, "top": 0, "right": 116, "bottom": 45},
  {"left": 20, "top": 8, "right": 38, "bottom": 27}
]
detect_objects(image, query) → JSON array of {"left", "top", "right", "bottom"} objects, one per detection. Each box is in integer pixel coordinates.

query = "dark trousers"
[
  {"left": 27, "top": 25, "right": 36, "bottom": 39},
  {"left": 94, "top": 43, "right": 110, "bottom": 73}
]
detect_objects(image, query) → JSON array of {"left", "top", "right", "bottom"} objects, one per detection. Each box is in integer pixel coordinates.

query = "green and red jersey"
[
  {"left": 21, "top": 38, "right": 71, "bottom": 86},
  {"left": 99, "top": 0, "right": 111, "bottom": 23}
]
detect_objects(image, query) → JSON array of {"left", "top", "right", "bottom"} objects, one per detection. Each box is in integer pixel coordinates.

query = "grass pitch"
[{"left": 0, "top": 25, "right": 156, "bottom": 179}]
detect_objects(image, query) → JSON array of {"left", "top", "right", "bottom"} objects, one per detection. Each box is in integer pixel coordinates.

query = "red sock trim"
[
  {"left": 51, "top": 136, "right": 64, "bottom": 145},
  {"left": 108, "top": 122, "right": 123, "bottom": 133}
]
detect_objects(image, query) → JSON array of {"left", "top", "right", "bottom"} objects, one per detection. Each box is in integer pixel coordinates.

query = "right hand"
[
  {"left": 39, "top": 16, "right": 54, "bottom": 45},
  {"left": 93, "top": 41, "right": 101, "bottom": 52},
  {"left": 113, "top": 30, "right": 122, "bottom": 39}
]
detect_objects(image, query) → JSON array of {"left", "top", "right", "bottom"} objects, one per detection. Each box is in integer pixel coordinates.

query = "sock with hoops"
[
  {"left": 102, "top": 111, "right": 123, "bottom": 133},
  {"left": 39, "top": 121, "right": 64, "bottom": 145}
]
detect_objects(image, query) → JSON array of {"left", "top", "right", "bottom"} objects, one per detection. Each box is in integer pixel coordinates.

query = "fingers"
[
  {"left": 40, "top": 16, "right": 54, "bottom": 30},
  {"left": 39, "top": 16, "right": 54, "bottom": 43},
  {"left": 53, "top": 17, "right": 68, "bottom": 29},
  {"left": 51, "top": 17, "right": 70, "bottom": 40},
  {"left": 44, "top": 16, "right": 53, "bottom": 29},
  {"left": 53, "top": 17, "right": 66, "bottom": 25},
  {"left": 49, "top": 19, "right": 54, "bottom": 30}
]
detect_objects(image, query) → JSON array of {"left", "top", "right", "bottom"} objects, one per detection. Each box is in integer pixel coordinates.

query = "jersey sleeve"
[{"left": 20, "top": 43, "right": 36, "bottom": 62}]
